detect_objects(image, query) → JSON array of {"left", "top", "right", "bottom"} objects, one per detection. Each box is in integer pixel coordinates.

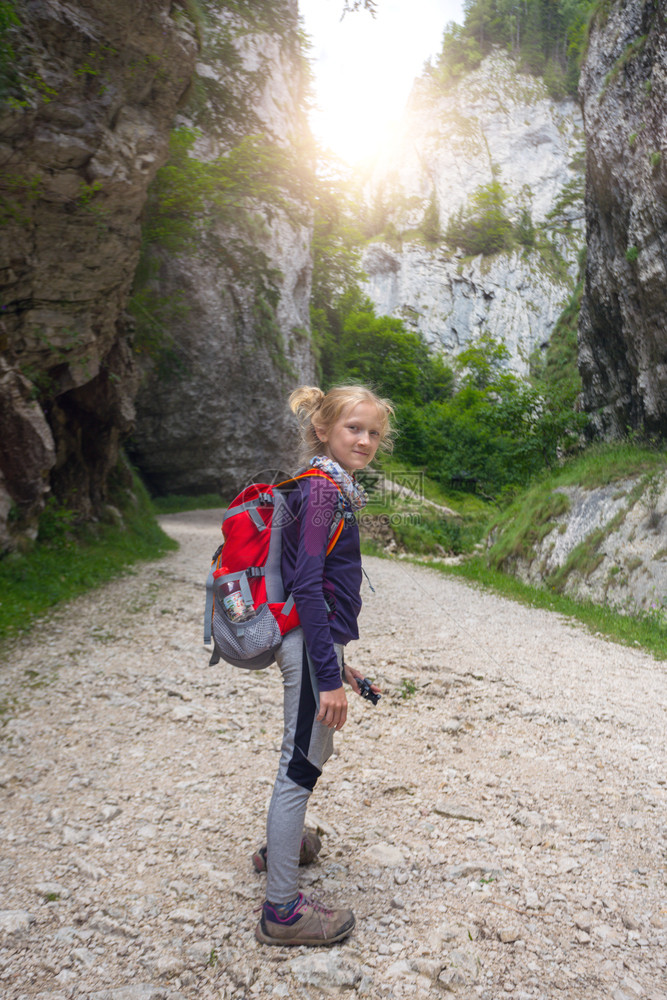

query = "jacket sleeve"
[{"left": 290, "top": 478, "right": 342, "bottom": 692}]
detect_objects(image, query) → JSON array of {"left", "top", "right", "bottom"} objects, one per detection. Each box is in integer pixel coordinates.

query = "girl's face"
[{"left": 316, "top": 401, "right": 383, "bottom": 473}]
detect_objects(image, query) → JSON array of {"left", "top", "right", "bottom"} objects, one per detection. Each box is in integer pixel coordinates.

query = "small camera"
[{"left": 357, "top": 676, "right": 380, "bottom": 706}]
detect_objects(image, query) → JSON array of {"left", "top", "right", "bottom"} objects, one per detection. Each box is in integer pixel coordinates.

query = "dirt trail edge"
[{"left": 1, "top": 510, "right": 666, "bottom": 1000}]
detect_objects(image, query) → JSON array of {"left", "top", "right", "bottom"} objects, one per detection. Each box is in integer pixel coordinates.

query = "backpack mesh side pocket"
[{"left": 211, "top": 601, "right": 282, "bottom": 670}]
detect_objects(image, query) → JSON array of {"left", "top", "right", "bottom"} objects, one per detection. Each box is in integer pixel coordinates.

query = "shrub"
[{"left": 445, "top": 181, "right": 514, "bottom": 256}]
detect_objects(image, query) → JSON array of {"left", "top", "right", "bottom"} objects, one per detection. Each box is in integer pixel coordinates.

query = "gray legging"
[{"left": 265, "top": 627, "right": 343, "bottom": 904}]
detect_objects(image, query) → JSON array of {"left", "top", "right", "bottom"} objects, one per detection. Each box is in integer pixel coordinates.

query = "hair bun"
[{"left": 289, "top": 386, "right": 325, "bottom": 419}]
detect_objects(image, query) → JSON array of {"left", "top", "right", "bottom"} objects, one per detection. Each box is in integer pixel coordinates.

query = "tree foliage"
[
  {"left": 421, "top": 192, "right": 442, "bottom": 245},
  {"left": 431, "top": 0, "right": 596, "bottom": 98},
  {"left": 445, "top": 180, "right": 514, "bottom": 255},
  {"left": 328, "top": 311, "right": 454, "bottom": 404},
  {"left": 310, "top": 170, "right": 587, "bottom": 498},
  {"left": 388, "top": 332, "right": 587, "bottom": 498},
  {"left": 307, "top": 171, "right": 370, "bottom": 380}
]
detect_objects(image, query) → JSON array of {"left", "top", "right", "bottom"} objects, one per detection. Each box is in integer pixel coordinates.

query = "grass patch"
[
  {"left": 547, "top": 532, "right": 606, "bottom": 591},
  {"left": 362, "top": 500, "right": 485, "bottom": 556},
  {"left": 362, "top": 456, "right": 493, "bottom": 558},
  {"left": 545, "top": 510, "right": 626, "bottom": 593},
  {"left": 391, "top": 514, "right": 480, "bottom": 556},
  {"left": 360, "top": 538, "right": 388, "bottom": 559},
  {"left": 368, "top": 439, "right": 667, "bottom": 660},
  {"left": 601, "top": 34, "right": 647, "bottom": 96},
  {"left": 486, "top": 441, "right": 666, "bottom": 574},
  {"left": 0, "top": 463, "right": 177, "bottom": 642},
  {"left": 432, "top": 556, "right": 667, "bottom": 660},
  {"left": 551, "top": 440, "right": 665, "bottom": 489},
  {"left": 488, "top": 488, "right": 570, "bottom": 569},
  {"left": 152, "top": 492, "right": 226, "bottom": 514}
]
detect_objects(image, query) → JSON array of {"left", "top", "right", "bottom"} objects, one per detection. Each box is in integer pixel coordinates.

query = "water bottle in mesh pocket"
[{"left": 211, "top": 601, "right": 282, "bottom": 670}]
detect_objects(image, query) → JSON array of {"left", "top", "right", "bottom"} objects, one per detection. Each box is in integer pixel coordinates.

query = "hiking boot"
[
  {"left": 255, "top": 893, "right": 355, "bottom": 947},
  {"left": 252, "top": 829, "right": 322, "bottom": 874}
]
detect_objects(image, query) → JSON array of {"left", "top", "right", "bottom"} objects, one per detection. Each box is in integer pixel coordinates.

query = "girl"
[{"left": 255, "top": 384, "right": 394, "bottom": 947}]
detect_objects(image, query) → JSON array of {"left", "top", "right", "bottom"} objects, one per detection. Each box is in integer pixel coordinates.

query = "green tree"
[
  {"left": 330, "top": 312, "right": 454, "bottom": 404},
  {"left": 431, "top": 21, "right": 483, "bottom": 86},
  {"left": 421, "top": 191, "right": 442, "bottom": 244},
  {"left": 388, "top": 332, "right": 587, "bottom": 497},
  {"left": 433, "top": 0, "right": 596, "bottom": 98},
  {"left": 308, "top": 174, "right": 369, "bottom": 381},
  {"left": 455, "top": 333, "right": 511, "bottom": 389},
  {"left": 516, "top": 207, "right": 536, "bottom": 248},
  {"left": 446, "top": 180, "right": 514, "bottom": 256}
]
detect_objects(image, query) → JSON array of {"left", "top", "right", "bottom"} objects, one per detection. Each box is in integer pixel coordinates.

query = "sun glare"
[{"left": 300, "top": 0, "right": 464, "bottom": 166}]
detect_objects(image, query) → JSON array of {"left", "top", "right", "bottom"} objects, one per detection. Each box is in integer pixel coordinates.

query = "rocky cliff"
[
  {"left": 0, "top": 0, "right": 197, "bottom": 549},
  {"left": 490, "top": 471, "right": 667, "bottom": 617},
  {"left": 578, "top": 0, "right": 667, "bottom": 438},
  {"left": 127, "top": 0, "right": 314, "bottom": 498},
  {"left": 362, "top": 50, "right": 585, "bottom": 374}
]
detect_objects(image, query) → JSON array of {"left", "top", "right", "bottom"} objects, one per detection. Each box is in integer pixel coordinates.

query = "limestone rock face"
[
  {"left": 364, "top": 243, "right": 570, "bottom": 371},
  {"left": 128, "top": 1, "right": 314, "bottom": 498},
  {"left": 0, "top": 0, "right": 197, "bottom": 546},
  {"left": 578, "top": 0, "right": 667, "bottom": 437},
  {"left": 362, "top": 51, "right": 585, "bottom": 372},
  {"left": 494, "top": 473, "right": 667, "bottom": 616}
]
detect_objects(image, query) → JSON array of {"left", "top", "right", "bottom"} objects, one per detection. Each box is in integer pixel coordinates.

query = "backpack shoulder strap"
[
  {"left": 294, "top": 469, "right": 347, "bottom": 555},
  {"left": 275, "top": 468, "right": 348, "bottom": 556},
  {"left": 326, "top": 509, "right": 345, "bottom": 555}
]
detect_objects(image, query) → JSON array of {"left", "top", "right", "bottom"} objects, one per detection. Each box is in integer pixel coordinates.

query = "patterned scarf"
[{"left": 308, "top": 455, "right": 368, "bottom": 512}]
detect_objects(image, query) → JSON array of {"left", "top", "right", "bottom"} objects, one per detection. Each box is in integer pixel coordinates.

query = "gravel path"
[{"left": 1, "top": 510, "right": 666, "bottom": 1000}]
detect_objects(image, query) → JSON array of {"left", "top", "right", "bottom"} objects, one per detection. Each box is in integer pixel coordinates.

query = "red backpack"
[{"left": 204, "top": 470, "right": 345, "bottom": 669}]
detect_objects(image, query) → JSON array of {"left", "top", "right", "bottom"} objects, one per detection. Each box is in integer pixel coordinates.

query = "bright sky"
[{"left": 299, "top": 0, "right": 465, "bottom": 165}]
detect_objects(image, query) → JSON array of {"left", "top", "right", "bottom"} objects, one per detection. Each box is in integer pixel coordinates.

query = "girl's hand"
[
  {"left": 318, "top": 686, "right": 348, "bottom": 730},
  {"left": 344, "top": 664, "right": 381, "bottom": 699}
]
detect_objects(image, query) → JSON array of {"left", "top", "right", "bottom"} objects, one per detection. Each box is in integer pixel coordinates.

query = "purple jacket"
[{"left": 281, "top": 476, "right": 362, "bottom": 691}]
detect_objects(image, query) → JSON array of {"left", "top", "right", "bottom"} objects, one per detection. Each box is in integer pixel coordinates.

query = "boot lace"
[{"left": 300, "top": 895, "right": 333, "bottom": 915}]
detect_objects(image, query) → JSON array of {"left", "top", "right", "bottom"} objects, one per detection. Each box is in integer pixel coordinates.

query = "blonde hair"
[{"left": 289, "top": 384, "right": 394, "bottom": 466}]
